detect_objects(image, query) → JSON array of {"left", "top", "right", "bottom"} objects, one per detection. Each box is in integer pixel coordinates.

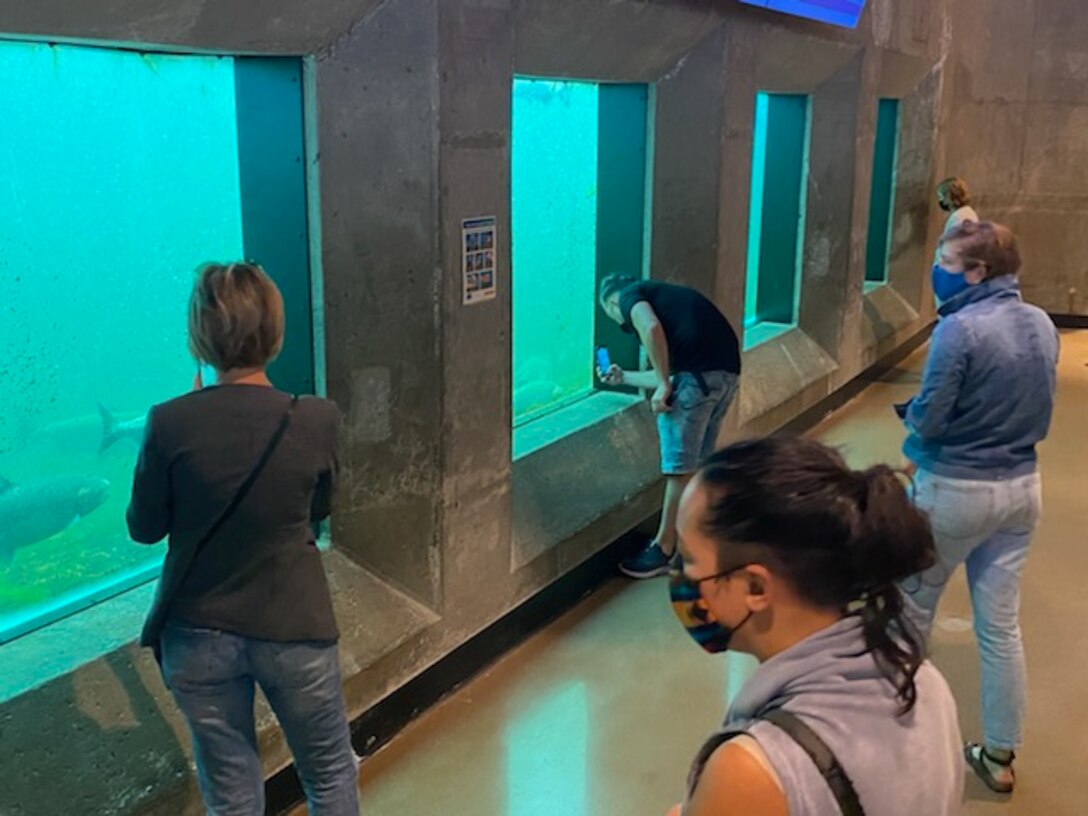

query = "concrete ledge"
[
  {"left": 513, "top": 391, "right": 642, "bottom": 460},
  {"left": 0, "top": 549, "right": 437, "bottom": 816},
  {"left": 737, "top": 327, "right": 840, "bottom": 426},
  {"left": 861, "top": 283, "right": 923, "bottom": 368},
  {"left": 0, "top": 581, "right": 154, "bottom": 705},
  {"left": 511, "top": 397, "right": 659, "bottom": 570},
  {"left": 862, "top": 281, "right": 920, "bottom": 344}
]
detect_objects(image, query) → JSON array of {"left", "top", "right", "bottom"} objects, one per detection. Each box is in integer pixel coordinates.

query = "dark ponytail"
[
  {"left": 849, "top": 465, "right": 935, "bottom": 713},
  {"left": 698, "top": 437, "right": 937, "bottom": 714}
]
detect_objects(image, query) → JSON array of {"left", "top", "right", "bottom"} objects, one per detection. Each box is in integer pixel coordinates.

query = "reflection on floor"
[{"left": 292, "top": 331, "right": 1087, "bottom": 816}]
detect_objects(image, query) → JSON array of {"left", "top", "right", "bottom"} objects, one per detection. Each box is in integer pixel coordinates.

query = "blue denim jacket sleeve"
[{"left": 905, "top": 317, "right": 969, "bottom": 440}]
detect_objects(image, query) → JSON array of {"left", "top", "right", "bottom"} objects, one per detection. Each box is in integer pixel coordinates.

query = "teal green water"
[
  {"left": 744, "top": 92, "right": 810, "bottom": 333},
  {"left": 0, "top": 41, "right": 244, "bottom": 640},
  {"left": 865, "top": 98, "right": 900, "bottom": 284},
  {"left": 511, "top": 79, "right": 599, "bottom": 426}
]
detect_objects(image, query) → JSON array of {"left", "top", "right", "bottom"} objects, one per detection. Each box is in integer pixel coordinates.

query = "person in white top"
[
  {"left": 936, "top": 177, "right": 979, "bottom": 235},
  {"left": 931, "top": 178, "right": 980, "bottom": 305}
]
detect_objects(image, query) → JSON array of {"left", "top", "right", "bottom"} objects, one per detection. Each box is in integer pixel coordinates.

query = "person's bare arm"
[{"left": 683, "top": 742, "right": 788, "bottom": 816}]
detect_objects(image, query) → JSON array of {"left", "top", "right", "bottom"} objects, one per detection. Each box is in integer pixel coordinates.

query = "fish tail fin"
[{"left": 98, "top": 403, "right": 119, "bottom": 453}]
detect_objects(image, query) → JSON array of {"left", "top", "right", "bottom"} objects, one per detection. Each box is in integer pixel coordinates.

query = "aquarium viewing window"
[
  {"left": 0, "top": 39, "right": 312, "bottom": 645},
  {"left": 865, "top": 98, "right": 900, "bottom": 288},
  {"left": 743, "top": 92, "right": 811, "bottom": 350},
  {"left": 511, "top": 77, "right": 649, "bottom": 431}
]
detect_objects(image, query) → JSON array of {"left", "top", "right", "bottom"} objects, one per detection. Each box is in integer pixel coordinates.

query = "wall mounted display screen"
[{"left": 739, "top": 0, "right": 866, "bottom": 29}]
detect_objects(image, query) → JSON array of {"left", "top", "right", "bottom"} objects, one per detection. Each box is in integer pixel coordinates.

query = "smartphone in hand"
[{"left": 595, "top": 346, "right": 612, "bottom": 373}]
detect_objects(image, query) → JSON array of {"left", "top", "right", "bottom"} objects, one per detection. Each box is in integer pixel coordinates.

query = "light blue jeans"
[
  {"left": 902, "top": 469, "right": 1042, "bottom": 751},
  {"left": 161, "top": 624, "right": 360, "bottom": 815}
]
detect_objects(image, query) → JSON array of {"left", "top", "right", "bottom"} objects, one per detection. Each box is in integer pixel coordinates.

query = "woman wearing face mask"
[
  {"left": 898, "top": 221, "right": 1059, "bottom": 794},
  {"left": 930, "top": 178, "right": 980, "bottom": 309},
  {"left": 936, "top": 177, "right": 978, "bottom": 234},
  {"left": 667, "top": 436, "right": 964, "bottom": 816}
]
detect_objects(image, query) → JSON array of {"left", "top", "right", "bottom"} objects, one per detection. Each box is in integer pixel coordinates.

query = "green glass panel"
[
  {"left": 511, "top": 79, "right": 599, "bottom": 426},
  {"left": 0, "top": 40, "right": 244, "bottom": 641},
  {"left": 865, "top": 98, "right": 900, "bottom": 284},
  {"left": 744, "top": 93, "right": 810, "bottom": 336}
]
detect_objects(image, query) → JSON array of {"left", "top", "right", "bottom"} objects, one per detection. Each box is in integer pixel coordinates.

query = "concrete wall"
[
  {"left": 0, "top": 2, "right": 962, "bottom": 813},
  {"left": 942, "top": 0, "right": 1088, "bottom": 316}
]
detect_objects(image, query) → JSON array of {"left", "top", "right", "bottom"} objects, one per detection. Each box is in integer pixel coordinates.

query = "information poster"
[{"left": 462, "top": 216, "right": 497, "bottom": 305}]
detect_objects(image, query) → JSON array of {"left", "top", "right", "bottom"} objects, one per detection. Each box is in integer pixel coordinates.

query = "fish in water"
[
  {"left": 513, "top": 380, "right": 562, "bottom": 417},
  {"left": 29, "top": 407, "right": 146, "bottom": 455},
  {"left": 0, "top": 475, "right": 110, "bottom": 566},
  {"left": 97, "top": 404, "right": 147, "bottom": 452}
]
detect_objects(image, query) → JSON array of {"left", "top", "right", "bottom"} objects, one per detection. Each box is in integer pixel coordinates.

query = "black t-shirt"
[{"left": 619, "top": 281, "right": 741, "bottom": 374}]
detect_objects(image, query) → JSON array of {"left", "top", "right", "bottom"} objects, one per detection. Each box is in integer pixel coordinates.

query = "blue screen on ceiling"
[{"left": 740, "top": 0, "right": 866, "bottom": 29}]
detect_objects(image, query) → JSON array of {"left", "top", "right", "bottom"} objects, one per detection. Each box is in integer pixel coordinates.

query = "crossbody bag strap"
[
  {"left": 192, "top": 394, "right": 298, "bottom": 559},
  {"left": 761, "top": 708, "right": 866, "bottom": 816}
]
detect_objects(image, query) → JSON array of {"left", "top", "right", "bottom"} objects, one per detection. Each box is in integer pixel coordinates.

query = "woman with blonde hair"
[{"left": 128, "top": 262, "right": 359, "bottom": 815}]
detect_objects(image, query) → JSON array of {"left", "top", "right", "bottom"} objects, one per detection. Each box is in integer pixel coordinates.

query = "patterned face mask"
[{"left": 668, "top": 562, "right": 754, "bottom": 654}]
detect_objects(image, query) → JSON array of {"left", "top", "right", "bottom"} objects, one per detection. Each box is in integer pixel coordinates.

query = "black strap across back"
[{"left": 760, "top": 708, "right": 866, "bottom": 816}]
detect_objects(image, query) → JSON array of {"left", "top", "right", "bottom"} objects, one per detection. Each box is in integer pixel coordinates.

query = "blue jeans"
[
  {"left": 902, "top": 470, "right": 1042, "bottom": 751},
  {"left": 657, "top": 371, "right": 739, "bottom": 475},
  {"left": 161, "top": 624, "right": 360, "bottom": 815}
]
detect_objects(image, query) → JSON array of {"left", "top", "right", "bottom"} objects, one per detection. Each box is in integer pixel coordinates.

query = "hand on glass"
[
  {"left": 598, "top": 364, "right": 625, "bottom": 386},
  {"left": 651, "top": 380, "right": 674, "bottom": 414}
]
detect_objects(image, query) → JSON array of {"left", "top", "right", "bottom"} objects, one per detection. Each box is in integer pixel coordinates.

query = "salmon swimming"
[{"left": 0, "top": 475, "right": 110, "bottom": 566}]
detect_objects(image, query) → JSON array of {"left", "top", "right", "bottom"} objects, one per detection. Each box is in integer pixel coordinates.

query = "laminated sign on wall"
[{"left": 462, "top": 216, "right": 497, "bottom": 305}]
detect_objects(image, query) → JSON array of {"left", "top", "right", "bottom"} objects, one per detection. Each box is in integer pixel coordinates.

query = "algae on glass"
[
  {"left": 0, "top": 40, "right": 244, "bottom": 641},
  {"left": 511, "top": 78, "right": 599, "bottom": 426}
]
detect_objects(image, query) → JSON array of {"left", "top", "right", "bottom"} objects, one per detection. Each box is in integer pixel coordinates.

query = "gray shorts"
[{"left": 657, "top": 370, "right": 739, "bottom": 475}]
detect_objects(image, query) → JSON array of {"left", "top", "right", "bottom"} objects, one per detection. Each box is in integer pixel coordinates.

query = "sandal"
[{"left": 964, "top": 742, "right": 1015, "bottom": 794}]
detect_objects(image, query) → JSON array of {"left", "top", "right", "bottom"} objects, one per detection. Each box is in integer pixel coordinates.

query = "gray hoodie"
[{"left": 686, "top": 616, "right": 964, "bottom": 815}]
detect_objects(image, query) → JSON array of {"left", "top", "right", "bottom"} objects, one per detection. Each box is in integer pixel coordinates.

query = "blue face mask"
[{"left": 931, "top": 263, "right": 970, "bottom": 302}]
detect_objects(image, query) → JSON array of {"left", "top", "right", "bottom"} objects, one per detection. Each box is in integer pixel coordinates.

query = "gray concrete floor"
[{"left": 296, "top": 331, "right": 1088, "bottom": 816}]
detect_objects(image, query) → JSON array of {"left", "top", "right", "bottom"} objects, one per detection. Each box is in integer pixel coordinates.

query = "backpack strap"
[{"left": 760, "top": 708, "right": 865, "bottom": 816}]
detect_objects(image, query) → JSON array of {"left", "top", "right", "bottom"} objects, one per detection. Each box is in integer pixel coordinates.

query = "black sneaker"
[{"left": 619, "top": 541, "right": 672, "bottom": 579}]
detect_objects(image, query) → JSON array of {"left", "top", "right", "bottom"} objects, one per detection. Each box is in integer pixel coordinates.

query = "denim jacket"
[{"left": 902, "top": 275, "right": 1059, "bottom": 480}]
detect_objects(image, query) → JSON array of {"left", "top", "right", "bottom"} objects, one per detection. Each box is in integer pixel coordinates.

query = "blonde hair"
[
  {"left": 188, "top": 262, "right": 285, "bottom": 371},
  {"left": 939, "top": 221, "right": 1021, "bottom": 281},
  {"left": 936, "top": 177, "right": 972, "bottom": 209}
]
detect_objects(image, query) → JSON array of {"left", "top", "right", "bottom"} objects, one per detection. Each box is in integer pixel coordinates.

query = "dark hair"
[
  {"left": 697, "top": 436, "right": 936, "bottom": 714},
  {"left": 936, "top": 176, "right": 971, "bottom": 209},
  {"left": 939, "top": 220, "right": 1021, "bottom": 281},
  {"left": 599, "top": 273, "right": 639, "bottom": 305}
]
